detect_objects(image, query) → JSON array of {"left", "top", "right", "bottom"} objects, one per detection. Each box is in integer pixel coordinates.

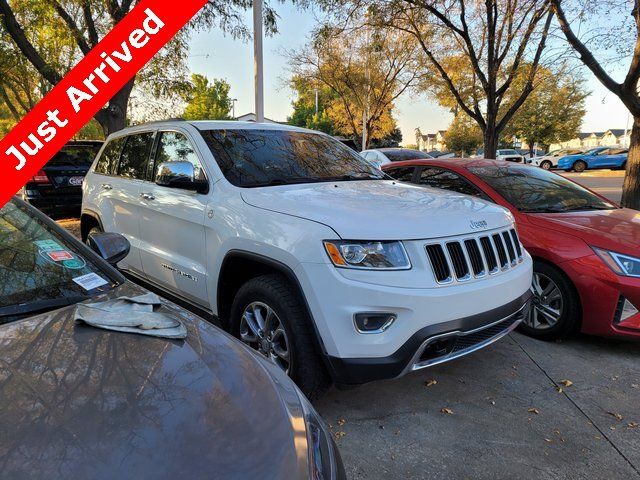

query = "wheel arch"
[
  {"left": 80, "top": 209, "right": 104, "bottom": 242},
  {"left": 530, "top": 255, "right": 583, "bottom": 327},
  {"left": 217, "top": 250, "right": 329, "bottom": 355}
]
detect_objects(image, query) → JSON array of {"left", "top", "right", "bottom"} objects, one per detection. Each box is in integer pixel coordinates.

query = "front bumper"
[
  {"left": 561, "top": 254, "right": 640, "bottom": 338},
  {"left": 325, "top": 291, "right": 531, "bottom": 385}
]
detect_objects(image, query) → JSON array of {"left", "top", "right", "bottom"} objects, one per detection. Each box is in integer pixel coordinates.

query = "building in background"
[
  {"left": 549, "top": 129, "right": 630, "bottom": 150},
  {"left": 415, "top": 128, "right": 447, "bottom": 152}
]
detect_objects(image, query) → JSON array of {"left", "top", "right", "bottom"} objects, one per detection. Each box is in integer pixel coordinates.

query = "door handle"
[
  {"left": 140, "top": 192, "right": 155, "bottom": 201},
  {"left": 101, "top": 183, "right": 113, "bottom": 190}
]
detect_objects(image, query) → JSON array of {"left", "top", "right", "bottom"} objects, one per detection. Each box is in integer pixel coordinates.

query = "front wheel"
[
  {"left": 540, "top": 160, "right": 552, "bottom": 170},
  {"left": 84, "top": 225, "right": 103, "bottom": 246},
  {"left": 230, "top": 274, "right": 331, "bottom": 399},
  {"left": 573, "top": 160, "right": 587, "bottom": 172},
  {"left": 519, "top": 262, "right": 581, "bottom": 340}
]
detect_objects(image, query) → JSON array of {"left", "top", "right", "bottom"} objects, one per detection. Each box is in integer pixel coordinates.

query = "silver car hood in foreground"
[{"left": 0, "top": 283, "right": 308, "bottom": 480}]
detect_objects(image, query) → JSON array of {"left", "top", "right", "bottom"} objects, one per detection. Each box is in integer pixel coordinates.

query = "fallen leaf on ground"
[
  {"left": 335, "top": 431, "right": 346, "bottom": 439},
  {"left": 337, "top": 419, "right": 346, "bottom": 426},
  {"left": 608, "top": 412, "right": 623, "bottom": 421},
  {"left": 528, "top": 408, "right": 540, "bottom": 415},
  {"left": 441, "top": 408, "right": 453, "bottom": 415},
  {"left": 544, "top": 438, "right": 553, "bottom": 443},
  {"left": 627, "top": 422, "right": 639, "bottom": 428},
  {"left": 425, "top": 379, "right": 438, "bottom": 387},
  {"left": 556, "top": 387, "right": 564, "bottom": 393},
  {"left": 560, "top": 379, "right": 573, "bottom": 387}
]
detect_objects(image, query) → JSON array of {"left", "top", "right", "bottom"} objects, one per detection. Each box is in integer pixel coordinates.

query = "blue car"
[{"left": 557, "top": 146, "right": 628, "bottom": 172}]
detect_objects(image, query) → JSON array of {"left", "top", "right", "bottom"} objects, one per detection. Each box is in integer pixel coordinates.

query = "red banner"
[{"left": 0, "top": 0, "right": 208, "bottom": 207}]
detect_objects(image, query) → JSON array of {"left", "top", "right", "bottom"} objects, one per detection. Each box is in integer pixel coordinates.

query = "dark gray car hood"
[{"left": 0, "top": 283, "right": 305, "bottom": 480}]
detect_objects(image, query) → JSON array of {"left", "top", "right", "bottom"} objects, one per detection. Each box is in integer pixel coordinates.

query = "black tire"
[
  {"left": 84, "top": 225, "right": 103, "bottom": 245},
  {"left": 573, "top": 160, "right": 587, "bottom": 172},
  {"left": 230, "top": 274, "right": 331, "bottom": 399},
  {"left": 620, "top": 161, "right": 627, "bottom": 171},
  {"left": 540, "top": 160, "right": 552, "bottom": 170},
  {"left": 518, "top": 261, "right": 581, "bottom": 340}
]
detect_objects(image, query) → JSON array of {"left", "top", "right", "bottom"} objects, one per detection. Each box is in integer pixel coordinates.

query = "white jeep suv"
[{"left": 82, "top": 121, "right": 533, "bottom": 397}]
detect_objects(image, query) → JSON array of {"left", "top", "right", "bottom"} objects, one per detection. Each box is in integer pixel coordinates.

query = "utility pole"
[
  {"left": 253, "top": 0, "right": 264, "bottom": 123},
  {"left": 231, "top": 98, "right": 237, "bottom": 120}
]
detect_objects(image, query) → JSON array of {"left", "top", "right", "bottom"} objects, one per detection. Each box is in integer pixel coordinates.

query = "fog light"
[
  {"left": 621, "top": 299, "right": 639, "bottom": 321},
  {"left": 354, "top": 313, "right": 396, "bottom": 333}
]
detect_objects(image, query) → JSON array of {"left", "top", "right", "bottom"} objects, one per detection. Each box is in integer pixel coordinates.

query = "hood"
[
  {"left": 527, "top": 208, "right": 640, "bottom": 255},
  {"left": 241, "top": 180, "right": 513, "bottom": 239},
  {"left": 0, "top": 283, "right": 305, "bottom": 480}
]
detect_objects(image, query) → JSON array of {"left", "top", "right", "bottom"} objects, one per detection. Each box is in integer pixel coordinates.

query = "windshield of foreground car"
[
  {"left": 0, "top": 200, "right": 119, "bottom": 321},
  {"left": 201, "top": 129, "right": 386, "bottom": 187},
  {"left": 468, "top": 165, "right": 617, "bottom": 213}
]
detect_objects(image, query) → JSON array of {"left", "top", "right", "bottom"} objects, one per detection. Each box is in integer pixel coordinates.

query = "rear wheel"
[
  {"left": 540, "top": 160, "right": 552, "bottom": 170},
  {"left": 230, "top": 274, "right": 331, "bottom": 399},
  {"left": 573, "top": 160, "right": 587, "bottom": 172},
  {"left": 519, "top": 262, "right": 580, "bottom": 340}
]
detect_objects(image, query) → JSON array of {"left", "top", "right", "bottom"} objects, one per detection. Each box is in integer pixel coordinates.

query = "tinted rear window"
[
  {"left": 94, "top": 137, "right": 126, "bottom": 175},
  {"left": 118, "top": 133, "right": 154, "bottom": 179},
  {"left": 47, "top": 144, "right": 101, "bottom": 167},
  {"left": 383, "top": 150, "right": 432, "bottom": 161}
]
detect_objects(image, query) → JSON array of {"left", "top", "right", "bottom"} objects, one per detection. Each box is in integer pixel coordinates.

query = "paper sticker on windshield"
[
  {"left": 47, "top": 250, "right": 74, "bottom": 262},
  {"left": 35, "top": 239, "right": 63, "bottom": 251},
  {"left": 73, "top": 273, "right": 108, "bottom": 291}
]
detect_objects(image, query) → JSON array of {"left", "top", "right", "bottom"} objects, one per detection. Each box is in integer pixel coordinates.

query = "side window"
[
  {"left": 385, "top": 167, "right": 415, "bottom": 182},
  {"left": 94, "top": 137, "right": 126, "bottom": 175},
  {"left": 418, "top": 168, "right": 483, "bottom": 197},
  {"left": 155, "top": 131, "right": 207, "bottom": 181},
  {"left": 117, "top": 132, "right": 154, "bottom": 180}
]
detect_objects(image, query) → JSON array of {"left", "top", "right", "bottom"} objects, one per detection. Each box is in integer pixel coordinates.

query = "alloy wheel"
[
  {"left": 525, "top": 272, "right": 563, "bottom": 330},
  {"left": 240, "top": 301, "right": 291, "bottom": 374}
]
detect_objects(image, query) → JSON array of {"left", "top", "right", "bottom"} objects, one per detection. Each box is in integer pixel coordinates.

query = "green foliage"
[
  {"left": 288, "top": 75, "right": 336, "bottom": 134},
  {"left": 369, "top": 127, "right": 402, "bottom": 148},
  {"left": 182, "top": 74, "right": 232, "bottom": 120},
  {"left": 444, "top": 114, "right": 483, "bottom": 156},
  {"left": 500, "top": 67, "right": 588, "bottom": 151}
]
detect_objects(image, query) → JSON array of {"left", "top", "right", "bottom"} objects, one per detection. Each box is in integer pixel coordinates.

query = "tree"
[
  {"left": 501, "top": 66, "right": 588, "bottom": 155},
  {"left": 550, "top": 0, "right": 640, "bottom": 209},
  {"left": 0, "top": 0, "right": 282, "bottom": 136},
  {"left": 444, "top": 113, "right": 483, "bottom": 156},
  {"left": 287, "top": 21, "right": 419, "bottom": 149},
  {"left": 288, "top": 75, "right": 337, "bottom": 134},
  {"left": 322, "top": 0, "right": 554, "bottom": 159},
  {"left": 182, "top": 74, "right": 232, "bottom": 120}
]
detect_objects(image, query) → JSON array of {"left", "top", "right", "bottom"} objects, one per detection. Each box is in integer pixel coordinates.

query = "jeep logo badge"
[{"left": 470, "top": 220, "right": 488, "bottom": 230}]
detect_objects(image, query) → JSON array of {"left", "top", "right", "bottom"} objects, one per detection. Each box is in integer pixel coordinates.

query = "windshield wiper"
[{"left": 0, "top": 295, "right": 89, "bottom": 319}]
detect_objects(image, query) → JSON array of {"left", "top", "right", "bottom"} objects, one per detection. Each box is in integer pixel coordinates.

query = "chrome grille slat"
[{"left": 426, "top": 227, "right": 524, "bottom": 284}]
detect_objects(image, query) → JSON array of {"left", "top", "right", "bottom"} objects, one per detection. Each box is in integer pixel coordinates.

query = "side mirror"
[
  {"left": 155, "top": 161, "right": 208, "bottom": 193},
  {"left": 87, "top": 232, "right": 130, "bottom": 265}
]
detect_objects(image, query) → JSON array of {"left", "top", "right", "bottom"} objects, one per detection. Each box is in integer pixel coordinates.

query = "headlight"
[
  {"left": 323, "top": 240, "right": 411, "bottom": 270},
  {"left": 594, "top": 247, "right": 640, "bottom": 277},
  {"left": 297, "top": 390, "right": 340, "bottom": 480}
]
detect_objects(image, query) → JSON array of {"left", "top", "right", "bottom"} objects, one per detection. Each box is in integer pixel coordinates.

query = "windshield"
[
  {"left": 201, "top": 129, "right": 385, "bottom": 187},
  {"left": 47, "top": 144, "right": 101, "bottom": 167},
  {"left": 383, "top": 150, "right": 432, "bottom": 161},
  {"left": 0, "top": 200, "right": 119, "bottom": 321},
  {"left": 468, "top": 165, "right": 616, "bottom": 213},
  {"left": 498, "top": 149, "right": 518, "bottom": 155}
]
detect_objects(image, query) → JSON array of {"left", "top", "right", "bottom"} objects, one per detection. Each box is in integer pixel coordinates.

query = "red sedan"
[{"left": 382, "top": 158, "right": 640, "bottom": 340}]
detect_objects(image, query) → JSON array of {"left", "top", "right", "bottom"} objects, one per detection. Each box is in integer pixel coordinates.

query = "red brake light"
[{"left": 31, "top": 170, "right": 50, "bottom": 184}]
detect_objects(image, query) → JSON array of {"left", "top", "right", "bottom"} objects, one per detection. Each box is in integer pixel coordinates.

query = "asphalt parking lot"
[
  {"left": 560, "top": 170, "right": 625, "bottom": 204},
  {"left": 57, "top": 169, "right": 635, "bottom": 479}
]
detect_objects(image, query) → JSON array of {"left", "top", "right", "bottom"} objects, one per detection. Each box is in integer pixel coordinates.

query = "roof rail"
[{"left": 135, "top": 118, "right": 186, "bottom": 125}]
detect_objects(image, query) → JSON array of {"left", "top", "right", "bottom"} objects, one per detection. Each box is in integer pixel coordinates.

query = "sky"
[{"left": 188, "top": 4, "right": 632, "bottom": 146}]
